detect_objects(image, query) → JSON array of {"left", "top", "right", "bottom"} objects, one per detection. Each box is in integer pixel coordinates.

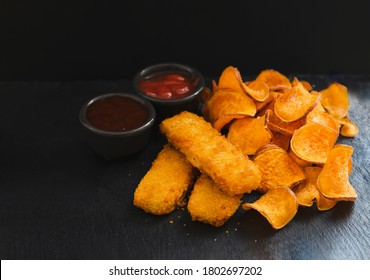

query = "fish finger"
[
  {"left": 134, "top": 144, "right": 196, "bottom": 215},
  {"left": 160, "top": 111, "right": 261, "bottom": 195}
]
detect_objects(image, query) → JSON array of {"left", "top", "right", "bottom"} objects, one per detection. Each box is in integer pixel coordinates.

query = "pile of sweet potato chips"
[{"left": 202, "top": 66, "right": 358, "bottom": 229}]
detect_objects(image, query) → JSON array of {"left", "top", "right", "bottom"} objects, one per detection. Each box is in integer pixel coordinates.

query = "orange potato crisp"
[
  {"left": 293, "top": 166, "right": 337, "bottom": 211},
  {"left": 218, "top": 66, "right": 270, "bottom": 102},
  {"left": 265, "top": 104, "right": 306, "bottom": 136},
  {"left": 255, "top": 69, "right": 292, "bottom": 92},
  {"left": 317, "top": 145, "right": 357, "bottom": 201},
  {"left": 306, "top": 110, "right": 340, "bottom": 133},
  {"left": 242, "top": 187, "right": 298, "bottom": 229},
  {"left": 335, "top": 116, "right": 359, "bottom": 137},
  {"left": 290, "top": 123, "right": 338, "bottom": 164},
  {"left": 254, "top": 93, "right": 274, "bottom": 112},
  {"left": 218, "top": 66, "right": 244, "bottom": 92},
  {"left": 205, "top": 89, "right": 256, "bottom": 131},
  {"left": 288, "top": 149, "right": 311, "bottom": 168},
  {"left": 253, "top": 145, "right": 306, "bottom": 193},
  {"left": 320, "top": 82, "right": 349, "bottom": 118},
  {"left": 228, "top": 113, "right": 272, "bottom": 156},
  {"left": 242, "top": 80, "right": 270, "bottom": 101},
  {"left": 274, "top": 81, "right": 320, "bottom": 122},
  {"left": 291, "top": 77, "right": 313, "bottom": 91},
  {"left": 270, "top": 130, "right": 292, "bottom": 151},
  {"left": 340, "top": 120, "right": 359, "bottom": 137}
]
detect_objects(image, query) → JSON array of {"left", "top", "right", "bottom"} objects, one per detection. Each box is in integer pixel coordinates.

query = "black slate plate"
[{"left": 0, "top": 77, "right": 369, "bottom": 259}]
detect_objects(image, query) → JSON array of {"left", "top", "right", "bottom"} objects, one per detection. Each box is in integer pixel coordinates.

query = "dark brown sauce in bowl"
[
  {"left": 79, "top": 93, "right": 156, "bottom": 159},
  {"left": 86, "top": 95, "right": 149, "bottom": 132}
]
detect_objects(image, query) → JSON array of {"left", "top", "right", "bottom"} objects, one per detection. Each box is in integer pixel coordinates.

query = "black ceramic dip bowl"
[
  {"left": 133, "top": 63, "right": 205, "bottom": 120},
  {"left": 79, "top": 93, "right": 156, "bottom": 159}
]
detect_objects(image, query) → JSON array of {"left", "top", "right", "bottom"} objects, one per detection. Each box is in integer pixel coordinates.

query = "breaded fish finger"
[
  {"left": 134, "top": 144, "right": 196, "bottom": 215},
  {"left": 160, "top": 111, "right": 261, "bottom": 195},
  {"left": 188, "top": 174, "right": 242, "bottom": 227}
]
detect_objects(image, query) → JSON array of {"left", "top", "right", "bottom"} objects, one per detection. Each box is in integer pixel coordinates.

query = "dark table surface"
[{"left": 0, "top": 76, "right": 369, "bottom": 260}]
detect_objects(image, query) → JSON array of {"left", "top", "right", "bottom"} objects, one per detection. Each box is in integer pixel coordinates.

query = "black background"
[{"left": 1, "top": 0, "right": 370, "bottom": 81}]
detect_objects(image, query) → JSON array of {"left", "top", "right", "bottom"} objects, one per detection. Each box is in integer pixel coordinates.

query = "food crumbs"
[
  {"left": 226, "top": 230, "right": 229, "bottom": 234},
  {"left": 169, "top": 220, "right": 174, "bottom": 224}
]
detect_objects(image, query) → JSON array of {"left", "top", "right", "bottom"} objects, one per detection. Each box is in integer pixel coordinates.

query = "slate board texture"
[{"left": 0, "top": 76, "right": 369, "bottom": 260}]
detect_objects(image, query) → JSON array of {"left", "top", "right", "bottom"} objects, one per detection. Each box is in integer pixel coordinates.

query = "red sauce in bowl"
[
  {"left": 86, "top": 95, "right": 149, "bottom": 132},
  {"left": 138, "top": 72, "right": 198, "bottom": 99}
]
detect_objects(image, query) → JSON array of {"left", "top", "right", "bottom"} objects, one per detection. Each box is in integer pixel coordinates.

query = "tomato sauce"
[
  {"left": 86, "top": 95, "right": 148, "bottom": 132},
  {"left": 138, "top": 72, "right": 198, "bottom": 99}
]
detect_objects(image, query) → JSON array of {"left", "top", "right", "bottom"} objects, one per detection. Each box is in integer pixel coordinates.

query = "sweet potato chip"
[
  {"left": 291, "top": 77, "right": 313, "bottom": 91},
  {"left": 316, "top": 190, "right": 338, "bottom": 211},
  {"left": 292, "top": 166, "right": 337, "bottom": 211},
  {"left": 310, "top": 102, "right": 326, "bottom": 113},
  {"left": 254, "top": 93, "right": 274, "bottom": 113},
  {"left": 205, "top": 89, "right": 256, "bottom": 131},
  {"left": 242, "top": 187, "right": 298, "bottom": 229},
  {"left": 263, "top": 104, "right": 306, "bottom": 135},
  {"left": 340, "top": 120, "right": 359, "bottom": 138},
  {"left": 290, "top": 123, "right": 338, "bottom": 164},
  {"left": 320, "top": 82, "right": 349, "bottom": 118},
  {"left": 269, "top": 114, "right": 306, "bottom": 136},
  {"left": 228, "top": 113, "right": 272, "bottom": 155},
  {"left": 274, "top": 82, "right": 320, "bottom": 122},
  {"left": 317, "top": 144, "right": 357, "bottom": 201},
  {"left": 271, "top": 91, "right": 283, "bottom": 101},
  {"left": 288, "top": 149, "right": 311, "bottom": 168},
  {"left": 306, "top": 110, "right": 340, "bottom": 133},
  {"left": 253, "top": 145, "right": 306, "bottom": 193},
  {"left": 293, "top": 167, "right": 319, "bottom": 207},
  {"left": 256, "top": 69, "right": 292, "bottom": 92},
  {"left": 218, "top": 66, "right": 244, "bottom": 92},
  {"left": 242, "top": 80, "right": 270, "bottom": 101},
  {"left": 301, "top": 80, "right": 313, "bottom": 91},
  {"left": 336, "top": 116, "right": 359, "bottom": 137},
  {"left": 218, "top": 66, "right": 271, "bottom": 102},
  {"left": 270, "top": 130, "right": 291, "bottom": 151}
]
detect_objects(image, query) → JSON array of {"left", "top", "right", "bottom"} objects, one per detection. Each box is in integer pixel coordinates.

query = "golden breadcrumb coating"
[
  {"left": 160, "top": 111, "right": 261, "bottom": 195},
  {"left": 134, "top": 144, "right": 196, "bottom": 215},
  {"left": 188, "top": 174, "right": 242, "bottom": 227}
]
